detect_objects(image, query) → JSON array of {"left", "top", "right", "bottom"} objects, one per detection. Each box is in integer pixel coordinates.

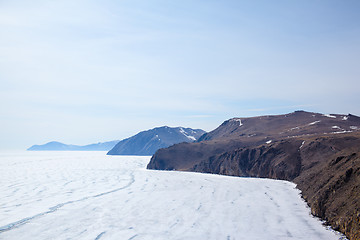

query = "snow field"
[{"left": 0, "top": 151, "right": 345, "bottom": 240}]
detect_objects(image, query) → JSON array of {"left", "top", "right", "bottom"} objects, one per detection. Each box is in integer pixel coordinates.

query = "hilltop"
[
  {"left": 148, "top": 111, "right": 360, "bottom": 240},
  {"left": 107, "top": 126, "right": 205, "bottom": 156}
]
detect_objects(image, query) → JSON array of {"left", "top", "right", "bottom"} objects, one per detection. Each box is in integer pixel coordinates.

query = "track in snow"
[{"left": 0, "top": 151, "right": 346, "bottom": 240}]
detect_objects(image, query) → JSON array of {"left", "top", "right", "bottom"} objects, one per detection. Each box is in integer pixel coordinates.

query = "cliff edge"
[{"left": 147, "top": 111, "right": 360, "bottom": 239}]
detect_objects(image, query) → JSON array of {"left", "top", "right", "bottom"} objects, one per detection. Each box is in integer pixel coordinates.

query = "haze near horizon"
[{"left": 1, "top": 0, "right": 359, "bottom": 150}]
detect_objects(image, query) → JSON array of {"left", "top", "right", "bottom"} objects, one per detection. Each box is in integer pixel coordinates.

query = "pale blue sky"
[{"left": 1, "top": 0, "right": 360, "bottom": 150}]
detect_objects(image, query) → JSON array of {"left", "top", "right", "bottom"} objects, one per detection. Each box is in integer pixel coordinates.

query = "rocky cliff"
[{"left": 147, "top": 111, "right": 360, "bottom": 240}]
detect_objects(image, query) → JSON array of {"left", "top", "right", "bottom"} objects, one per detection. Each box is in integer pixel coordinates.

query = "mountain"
[
  {"left": 107, "top": 126, "right": 206, "bottom": 156},
  {"left": 148, "top": 111, "right": 360, "bottom": 170},
  {"left": 76, "top": 141, "right": 120, "bottom": 151},
  {"left": 147, "top": 111, "right": 360, "bottom": 240},
  {"left": 27, "top": 140, "right": 119, "bottom": 151}
]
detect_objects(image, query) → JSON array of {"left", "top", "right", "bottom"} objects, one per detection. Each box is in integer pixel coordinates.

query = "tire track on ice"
[
  {"left": 0, "top": 173, "right": 135, "bottom": 234},
  {"left": 94, "top": 231, "right": 106, "bottom": 240}
]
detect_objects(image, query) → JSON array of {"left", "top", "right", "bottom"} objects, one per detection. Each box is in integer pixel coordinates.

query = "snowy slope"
[
  {"left": 107, "top": 126, "right": 205, "bottom": 156},
  {"left": 0, "top": 151, "right": 345, "bottom": 240}
]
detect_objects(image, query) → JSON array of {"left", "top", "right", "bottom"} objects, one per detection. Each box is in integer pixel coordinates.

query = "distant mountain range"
[
  {"left": 107, "top": 126, "right": 206, "bottom": 156},
  {"left": 147, "top": 111, "right": 360, "bottom": 240},
  {"left": 27, "top": 126, "right": 206, "bottom": 155},
  {"left": 27, "top": 140, "right": 120, "bottom": 151}
]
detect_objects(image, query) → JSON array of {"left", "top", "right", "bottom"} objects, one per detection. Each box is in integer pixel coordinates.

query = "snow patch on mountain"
[
  {"left": 309, "top": 120, "right": 321, "bottom": 125},
  {"left": 230, "top": 119, "right": 243, "bottom": 127},
  {"left": 323, "top": 114, "right": 336, "bottom": 118},
  {"left": 299, "top": 141, "right": 305, "bottom": 149},
  {"left": 179, "top": 128, "right": 197, "bottom": 141},
  {"left": 236, "top": 119, "right": 243, "bottom": 127},
  {"left": 331, "top": 130, "right": 353, "bottom": 134}
]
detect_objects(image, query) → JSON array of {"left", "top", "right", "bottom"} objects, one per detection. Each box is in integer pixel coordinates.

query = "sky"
[{"left": 1, "top": 0, "right": 360, "bottom": 150}]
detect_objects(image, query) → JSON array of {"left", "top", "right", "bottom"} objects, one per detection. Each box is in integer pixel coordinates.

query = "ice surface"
[{"left": 0, "top": 151, "right": 346, "bottom": 240}]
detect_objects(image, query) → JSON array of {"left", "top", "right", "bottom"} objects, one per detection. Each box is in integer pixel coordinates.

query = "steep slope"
[
  {"left": 190, "top": 133, "right": 360, "bottom": 239},
  {"left": 148, "top": 111, "right": 360, "bottom": 170},
  {"left": 295, "top": 136, "right": 360, "bottom": 240},
  {"left": 27, "top": 140, "right": 119, "bottom": 151},
  {"left": 107, "top": 126, "right": 205, "bottom": 156},
  {"left": 147, "top": 111, "right": 360, "bottom": 240}
]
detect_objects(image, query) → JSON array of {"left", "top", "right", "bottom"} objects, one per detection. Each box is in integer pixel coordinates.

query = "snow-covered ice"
[{"left": 0, "top": 151, "right": 345, "bottom": 240}]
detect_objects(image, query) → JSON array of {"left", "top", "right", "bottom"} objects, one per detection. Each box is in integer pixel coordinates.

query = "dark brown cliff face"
[
  {"left": 189, "top": 133, "right": 360, "bottom": 239},
  {"left": 295, "top": 137, "right": 360, "bottom": 240},
  {"left": 147, "top": 140, "right": 255, "bottom": 171},
  {"left": 147, "top": 111, "right": 360, "bottom": 240},
  {"left": 190, "top": 139, "right": 303, "bottom": 181}
]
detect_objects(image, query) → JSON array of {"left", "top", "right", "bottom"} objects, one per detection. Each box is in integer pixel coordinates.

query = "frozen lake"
[{"left": 0, "top": 151, "right": 344, "bottom": 240}]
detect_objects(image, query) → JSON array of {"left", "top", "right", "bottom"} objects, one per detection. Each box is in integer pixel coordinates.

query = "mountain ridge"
[
  {"left": 107, "top": 126, "right": 206, "bottom": 156},
  {"left": 147, "top": 111, "right": 360, "bottom": 240},
  {"left": 27, "top": 140, "right": 120, "bottom": 151}
]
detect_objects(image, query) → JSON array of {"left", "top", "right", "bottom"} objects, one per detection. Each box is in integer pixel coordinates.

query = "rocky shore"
[{"left": 147, "top": 111, "right": 360, "bottom": 239}]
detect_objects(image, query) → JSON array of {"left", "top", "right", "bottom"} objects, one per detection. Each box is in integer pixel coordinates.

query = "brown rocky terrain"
[{"left": 147, "top": 111, "right": 360, "bottom": 240}]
